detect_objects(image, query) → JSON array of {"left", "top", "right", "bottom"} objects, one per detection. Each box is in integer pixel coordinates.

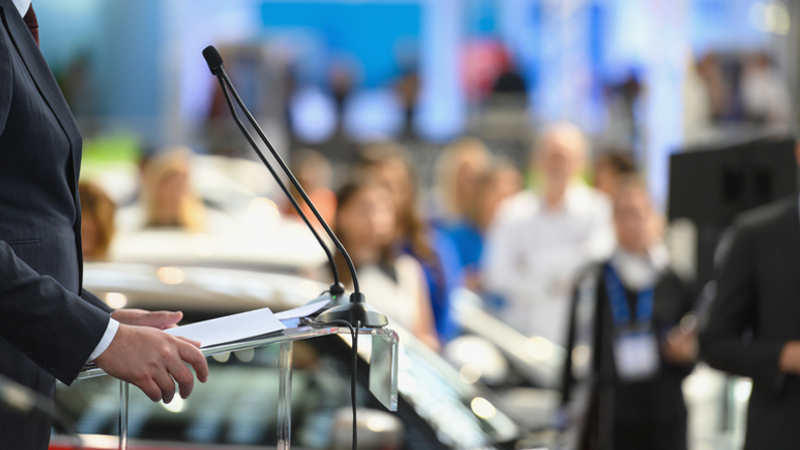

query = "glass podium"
[{"left": 77, "top": 323, "right": 400, "bottom": 450}]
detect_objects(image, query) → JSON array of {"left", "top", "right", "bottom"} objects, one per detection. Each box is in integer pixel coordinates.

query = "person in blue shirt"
[{"left": 439, "top": 161, "right": 522, "bottom": 291}]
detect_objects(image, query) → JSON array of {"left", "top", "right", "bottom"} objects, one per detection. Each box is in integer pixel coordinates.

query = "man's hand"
[
  {"left": 111, "top": 309, "right": 183, "bottom": 330},
  {"left": 94, "top": 324, "right": 209, "bottom": 403},
  {"left": 663, "top": 327, "right": 698, "bottom": 365},
  {"left": 780, "top": 341, "right": 800, "bottom": 375}
]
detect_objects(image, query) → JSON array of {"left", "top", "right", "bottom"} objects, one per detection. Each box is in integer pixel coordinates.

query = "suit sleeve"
[
  {"left": 699, "top": 223, "right": 785, "bottom": 393},
  {"left": 81, "top": 289, "right": 113, "bottom": 314},
  {"left": 0, "top": 241, "right": 110, "bottom": 387}
]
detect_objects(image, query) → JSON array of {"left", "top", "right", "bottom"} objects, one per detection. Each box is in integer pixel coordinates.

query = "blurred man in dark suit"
[
  {"left": 700, "top": 141, "right": 800, "bottom": 450},
  {"left": 0, "top": 1, "right": 208, "bottom": 448}
]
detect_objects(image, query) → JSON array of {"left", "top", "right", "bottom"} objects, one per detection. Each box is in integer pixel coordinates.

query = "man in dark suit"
[
  {"left": 0, "top": 1, "right": 208, "bottom": 448},
  {"left": 700, "top": 142, "right": 800, "bottom": 450}
]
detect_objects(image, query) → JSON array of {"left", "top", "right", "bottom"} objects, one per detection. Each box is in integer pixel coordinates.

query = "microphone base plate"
[{"left": 316, "top": 302, "right": 388, "bottom": 329}]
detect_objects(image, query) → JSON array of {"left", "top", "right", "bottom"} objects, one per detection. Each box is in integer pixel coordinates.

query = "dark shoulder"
[
  {"left": 656, "top": 269, "right": 689, "bottom": 302},
  {"left": 574, "top": 260, "right": 606, "bottom": 286},
  {"left": 734, "top": 195, "right": 798, "bottom": 234}
]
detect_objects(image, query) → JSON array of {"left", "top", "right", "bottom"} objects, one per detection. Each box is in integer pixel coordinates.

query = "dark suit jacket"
[
  {"left": 562, "top": 262, "right": 693, "bottom": 450},
  {"left": 700, "top": 194, "right": 800, "bottom": 450},
  {"left": 0, "top": 1, "right": 113, "bottom": 448}
]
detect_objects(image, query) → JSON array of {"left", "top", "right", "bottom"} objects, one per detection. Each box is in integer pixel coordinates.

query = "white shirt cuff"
[{"left": 87, "top": 318, "right": 120, "bottom": 363}]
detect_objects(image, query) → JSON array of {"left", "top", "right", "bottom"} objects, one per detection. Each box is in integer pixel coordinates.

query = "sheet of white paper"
[
  {"left": 166, "top": 307, "right": 286, "bottom": 348},
  {"left": 274, "top": 301, "right": 329, "bottom": 320}
]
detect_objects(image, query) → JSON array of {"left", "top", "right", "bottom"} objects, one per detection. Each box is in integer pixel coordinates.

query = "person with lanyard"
[{"left": 561, "top": 175, "right": 697, "bottom": 450}]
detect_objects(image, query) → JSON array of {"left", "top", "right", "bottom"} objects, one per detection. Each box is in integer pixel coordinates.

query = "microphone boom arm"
[{"left": 214, "top": 76, "right": 341, "bottom": 290}]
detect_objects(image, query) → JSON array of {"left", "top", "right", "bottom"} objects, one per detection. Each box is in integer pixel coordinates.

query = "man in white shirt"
[{"left": 482, "top": 122, "right": 615, "bottom": 346}]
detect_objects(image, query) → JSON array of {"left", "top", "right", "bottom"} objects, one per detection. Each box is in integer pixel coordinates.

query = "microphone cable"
[{"left": 306, "top": 318, "right": 361, "bottom": 450}]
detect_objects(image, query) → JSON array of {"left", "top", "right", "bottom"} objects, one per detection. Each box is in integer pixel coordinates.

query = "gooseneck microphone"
[{"left": 202, "top": 45, "right": 386, "bottom": 328}]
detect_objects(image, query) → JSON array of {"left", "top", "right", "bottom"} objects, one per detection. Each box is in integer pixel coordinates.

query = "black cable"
[
  {"left": 307, "top": 318, "right": 360, "bottom": 450},
  {"left": 214, "top": 76, "right": 340, "bottom": 284},
  {"left": 218, "top": 70, "right": 361, "bottom": 294},
  {"left": 351, "top": 320, "right": 361, "bottom": 450}
]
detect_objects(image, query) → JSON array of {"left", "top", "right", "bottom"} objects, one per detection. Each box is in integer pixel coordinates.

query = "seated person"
[
  {"left": 561, "top": 176, "right": 697, "bottom": 450},
  {"left": 433, "top": 137, "right": 492, "bottom": 224},
  {"left": 117, "top": 148, "right": 206, "bottom": 232},
  {"left": 443, "top": 160, "right": 522, "bottom": 291},
  {"left": 79, "top": 182, "right": 116, "bottom": 261},
  {"left": 358, "top": 143, "right": 461, "bottom": 343},
  {"left": 332, "top": 173, "right": 439, "bottom": 350}
]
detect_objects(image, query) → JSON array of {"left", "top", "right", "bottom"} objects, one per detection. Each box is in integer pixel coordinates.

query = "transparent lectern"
[{"left": 77, "top": 322, "right": 399, "bottom": 450}]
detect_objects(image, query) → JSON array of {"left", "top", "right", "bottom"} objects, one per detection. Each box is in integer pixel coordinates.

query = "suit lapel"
[{"left": 0, "top": 2, "right": 81, "bottom": 198}]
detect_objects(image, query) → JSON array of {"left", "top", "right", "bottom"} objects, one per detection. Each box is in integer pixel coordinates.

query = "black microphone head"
[{"left": 202, "top": 45, "right": 224, "bottom": 76}]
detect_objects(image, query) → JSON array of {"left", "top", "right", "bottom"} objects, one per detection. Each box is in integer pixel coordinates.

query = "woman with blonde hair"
[
  {"left": 442, "top": 160, "right": 523, "bottom": 290},
  {"left": 140, "top": 148, "right": 205, "bottom": 232},
  {"left": 435, "top": 137, "right": 492, "bottom": 220}
]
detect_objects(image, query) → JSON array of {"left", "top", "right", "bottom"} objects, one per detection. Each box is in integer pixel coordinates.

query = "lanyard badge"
[{"left": 604, "top": 265, "right": 660, "bottom": 382}]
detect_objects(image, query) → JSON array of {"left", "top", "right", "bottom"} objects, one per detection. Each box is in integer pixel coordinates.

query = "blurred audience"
[
  {"left": 562, "top": 175, "right": 695, "bottom": 450},
  {"left": 283, "top": 148, "right": 337, "bottom": 230},
  {"left": 482, "top": 123, "right": 615, "bottom": 346},
  {"left": 333, "top": 174, "right": 439, "bottom": 349},
  {"left": 696, "top": 54, "right": 732, "bottom": 122},
  {"left": 602, "top": 72, "right": 645, "bottom": 153},
  {"left": 434, "top": 137, "right": 492, "bottom": 222},
  {"left": 79, "top": 182, "right": 117, "bottom": 261},
  {"left": 139, "top": 149, "right": 206, "bottom": 232},
  {"left": 358, "top": 142, "right": 462, "bottom": 342},
  {"left": 440, "top": 160, "right": 523, "bottom": 291},
  {"left": 592, "top": 152, "right": 636, "bottom": 196},
  {"left": 740, "top": 52, "right": 792, "bottom": 129}
]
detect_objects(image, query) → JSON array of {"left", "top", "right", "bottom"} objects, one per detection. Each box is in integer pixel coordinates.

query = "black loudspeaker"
[{"left": 667, "top": 137, "right": 797, "bottom": 288}]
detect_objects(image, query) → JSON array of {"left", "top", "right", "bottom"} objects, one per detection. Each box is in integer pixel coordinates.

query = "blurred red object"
[{"left": 461, "top": 40, "right": 510, "bottom": 103}]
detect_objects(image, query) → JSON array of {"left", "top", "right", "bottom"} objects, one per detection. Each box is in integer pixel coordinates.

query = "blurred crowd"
[{"left": 79, "top": 113, "right": 710, "bottom": 447}]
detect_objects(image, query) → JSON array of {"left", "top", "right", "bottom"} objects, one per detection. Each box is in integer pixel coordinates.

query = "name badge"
[{"left": 613, "top": 331, "right": 660, "bottom": 382}]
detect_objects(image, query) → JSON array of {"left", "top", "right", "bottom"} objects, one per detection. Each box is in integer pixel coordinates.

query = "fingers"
[
  {"left": 111, "top": 309, "right": 183, "bottom": 329},
  {"left": 166, "top": 357, "right": 195, "bottom": 399},
  {"left": 96, "top": 324, "right": 208, "bottom": 403},
  {"left": 138, "top": 376, "right": 164, "bottom": 403},
  {"left": 175, "top": 335, "right": 202, "bottom": 348},
  {"left": 151, "top": 365, "right": 177, "bottom": 403},
  {"left": 177, "top": 340, "right": 209, "bottom": 384},
  {"left": 144, "top": 311, "right": 183, "bottom": 329}
]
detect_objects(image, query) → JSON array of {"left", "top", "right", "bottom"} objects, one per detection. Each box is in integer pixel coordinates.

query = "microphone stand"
[{"left": 203, "top": 45, "right": 386, "bottom": 328}]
